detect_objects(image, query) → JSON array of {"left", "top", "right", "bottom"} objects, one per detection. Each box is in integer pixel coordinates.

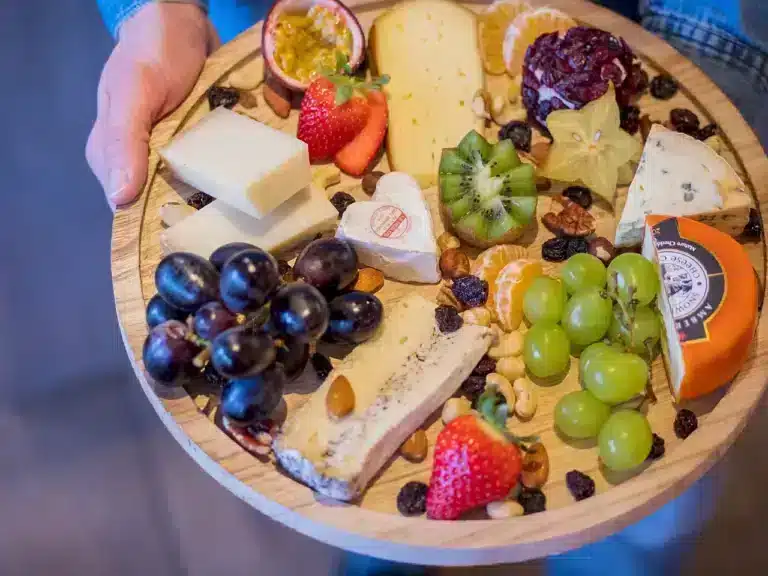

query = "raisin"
[
  {"left": 620, "top": 105, "right": 641, "bottom": 135},
  {"left": 744, "top": 208, "right": 763, "bottom": 238},
  {"left": 472, "top": 356, "right": 497, "bottom": 377},
  {"left": 498, "top": 121, "right": 532, "bottom": 152},
  {"left": 647, "top": 433, "right": 665, "bottom": 460},
  {"left": 562, "top": 185, "right": 593, "bottom": 209},
  {"left": 396, "top": 481, "right": 428, "bottom": 516},
  {"left": 697, "top": 123, "right": 718, "bottom": 141},
  {"left": 565, "top": 470, "right": 595, "bottom": 501},
  {"left": 541, "top": 237, "right": 569, "bottom": 262},
  {"left": 669, "top": 108, "right": 700, "bottom": 135},
  {"left": 277, "top": 260, "right": 294, "bottom": 282},
  {"left": 649, "top": 74, "right": 678, "bottom": 100},
  {"left": 329, "top": 192, "right": 356, "bottom": 217},
  {"left": 566, "top": 237, "right": 589, "bottom": 258},
  {"left": 673, "top": 409, "right": 698, "bottom": 439},
  {"left": 187, "top": 192, "right": 214, "bottom": 210},
  {"left": 207, "top": 86, "right": 240, "bottom": 109},
  {"left": 460, "top": 374, "right": 487, "bottom": 402},
  {"left": 435, "top": 305, "right": 463, "bottom": 333},
  {"left": 451, "top": 276, "right": 489, "bottom": 308},
  {"left": 518, "top": 487, "right": 546, "bottom": 514},
  {"left": 310, "top": 353, "right": 333, "bottom": 380}
]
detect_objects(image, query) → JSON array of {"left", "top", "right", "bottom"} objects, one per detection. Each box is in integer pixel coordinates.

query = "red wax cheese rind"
[{"left": 643, "top": 215, "right": 758, "bottom": 401}]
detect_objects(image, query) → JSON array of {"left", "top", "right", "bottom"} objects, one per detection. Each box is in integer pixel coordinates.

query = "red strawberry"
[
  {"left": 334, "top": 90, "right": 388, "bottom": 176},
  {"left": 297, "top": 77, "right": 370, "bottom": 162},
  {"left": 426, "top": 388, "right": 533, "bottom": 520}
]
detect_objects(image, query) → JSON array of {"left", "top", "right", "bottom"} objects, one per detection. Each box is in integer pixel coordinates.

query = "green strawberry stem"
[{"left": 477, "top": 384, "right": 538, "bottom": 452}]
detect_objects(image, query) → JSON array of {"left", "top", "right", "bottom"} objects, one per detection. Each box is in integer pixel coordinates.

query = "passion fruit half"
[{"left": 262, "top": 0, "right": 366, "bottom": 92}]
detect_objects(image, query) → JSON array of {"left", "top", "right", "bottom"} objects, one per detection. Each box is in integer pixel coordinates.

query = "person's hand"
[{"left": 87, "top": 3, "right": 218, "bottom": 208}]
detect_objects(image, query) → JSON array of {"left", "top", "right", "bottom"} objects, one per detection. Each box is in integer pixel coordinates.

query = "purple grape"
[
  {"left": 325, "top": 291, "right": 383, "bottom": 344},
  {"left": 221, "top": 365, "right": 286, "bottom": 426},
  {"left": 142, "top": 320, "right": 199, "bottom": 385},
  {"left": 146, "top": 294, "right": 187, "bottom": 328},
  {"left": 219, "top": 248, "right": 280, "bottom": 313},
  {"left": 275, "top": 335, "right": 310, "bottom": 381},
  {"left": 270, "top": 283, "right": 329, "bottom": 341},
  {"left": 193, "top": 301, "right": 238, "bottom": 340},
  {"left": 209, "top": 242, "right": 256, "bottom": 272},
  {"left": 155, "top": 252, "right": 219, "bottom": 312},
  {"left": 210, "top": 326, "right": 276, "bottom": 379},
  {"left": 293, "top": 238, "right": 358, "bottom": 296}
]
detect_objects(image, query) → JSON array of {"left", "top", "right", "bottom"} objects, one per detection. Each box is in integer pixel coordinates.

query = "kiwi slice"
[{"left": 438, "top": 130, "right": 538, "bottom": 247}]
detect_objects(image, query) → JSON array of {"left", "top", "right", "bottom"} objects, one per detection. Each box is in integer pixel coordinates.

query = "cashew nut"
[
  {"left": 488, "top": 330, "right": 524, "bottom": 359},
  {"left": 442, "top": 397, "right": 471, "bottom": 424},
  {"left": 486, "top": 500, "right": 524, "bottom": 519},
  {"left": 512, "top": 377, "right": 537, "bottom": 419},
  {"left": 485, "top": 373, "right": 515, "bottom": 410},
  {"left": 462, "top": 307, "right": 491, "bottom": 327}
]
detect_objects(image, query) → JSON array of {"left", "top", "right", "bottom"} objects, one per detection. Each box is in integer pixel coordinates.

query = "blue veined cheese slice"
[
  {"left": 615, "top": 124, "right": 751, "bottom": 247},
  {"left": 273, "top": 293, "right": 493, "bottom": 501}
]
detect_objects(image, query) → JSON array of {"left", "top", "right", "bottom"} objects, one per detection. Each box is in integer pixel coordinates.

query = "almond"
[
  {"left": 352, "top": 268, "right": 385, "bottom": 294},
  {"left": 529, "top": 141, "right": 551, "bottom": 166},
  {"left": 263, "top": 77, "right": 291, "bottom": 118},
  {"left": 521, "top": 443, "right": 549, "bottom": 488},
  {"left": 439, "top": 248, "right": 470, "bottom": 279},
  {"left": 326, "top": 375, "right": 355, "bottom": 419},
  {"left": 400, "top": 430, "right": 428, "bottom": 462}
]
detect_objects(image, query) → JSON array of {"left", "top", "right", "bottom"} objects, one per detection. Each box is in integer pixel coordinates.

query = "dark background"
[{"left": 1, "top": 1, "right": 767, "bottom": 574}]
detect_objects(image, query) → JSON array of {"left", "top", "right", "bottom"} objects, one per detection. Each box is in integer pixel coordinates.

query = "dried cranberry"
[
  {"left": 397, "top": 481, "right": 428, "bottom": 516},
  {"left": 649, "top": 74, "right": 678, "bottom": 100},
  {"left": 187, "top": 191, "right": 214, "bottom": 210},
  {"left": 207, "top": 86, "right": 240, "bottom": 109},
  {"left": 451, "top": 276, "right": 489, "bottom": 308},
  {"left": 620, "top": 105, "right": 641, "bottom": 135},
  {"left": 562, "top": 185, "right": 593, "bottom": 209},
  {"left": 673, "top": 409, "right": 698, "bottom": 439},
  {"left": 518, "top": 487, "right": 546, "bottom": 514},
  {"left": 697, "top": 123, "right": 719, "bottom": 141},
  {"left": 472, "top": 356, "right": 497, "bottom": 377},
  {"left": 744, "top": 208, "right": 763, "bottom": 238},
  {"left": 669, "top": 108, "right": 700, "bottom": 135},
  {"left": 435, "top": 305, "right": 463, "bottom": 334},
  {"left": 647, "top": 433, "right": 665, "bottom": 460},
  {"left": 566, "top": 470, "right": 595, "bottom": 501},
  {"left": 329, "top": 192, "right": 356, "bottom": 217},
  {"left": 541, "top": 237, "right": 569, "bottom": 262},
  {"left": 566, "top": 237, "right": 589, "bottom": 258},
  {"left": 310, "top": 353, "right": 333, "bottom": 380},
  {"left": 460, "top": 374, "right": 486, "bottom": 402},
  {"left": 499, "top": 121, "right": 532, "bottom": 152}
]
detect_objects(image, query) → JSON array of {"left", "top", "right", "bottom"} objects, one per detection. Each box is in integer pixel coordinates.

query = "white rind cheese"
[
  {"left": 615, "top": 124, "right": 752, "bottom": 247},
  {"left": 273, "top": 294, "right": 493, "bottom": 501},
  {"left": 159, "top": 108, "right": 311, "bottom": 219},
  {"left": 160, "top": 186, "right": 338, "bottom": 258}
]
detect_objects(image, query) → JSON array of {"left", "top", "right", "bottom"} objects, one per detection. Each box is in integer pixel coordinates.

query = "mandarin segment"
[
  {"left": 471, "top": 245, "right": 528, "bottom": 318},
  {"left": 494, "top": 259, "right": 544, "bottom": 331},
  {"left": 502, "top": 8, "right": 576, "bottom": 76},
  {"left": 478, "top": 0, "right": 532, "bottom": 75}
]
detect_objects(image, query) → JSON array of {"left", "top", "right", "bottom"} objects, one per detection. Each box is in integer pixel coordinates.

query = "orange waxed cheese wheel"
[{"left": 643, "top": 215, "right": 758, "bottom": 401}]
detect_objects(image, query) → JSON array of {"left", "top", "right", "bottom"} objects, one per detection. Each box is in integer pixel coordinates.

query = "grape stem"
[
  {"left": 193, "top": 346, "right": 211, "bottom": 369},
  {"left": 643, "top": 339, "right": 658, "bottom": 403}
]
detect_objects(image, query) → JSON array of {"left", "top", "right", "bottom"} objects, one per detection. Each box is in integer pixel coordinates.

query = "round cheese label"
[{"left": 370, "top": 205, "right": 410, "bottom": 239}]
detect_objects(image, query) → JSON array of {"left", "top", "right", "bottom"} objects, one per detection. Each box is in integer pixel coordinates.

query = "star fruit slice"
[{"left": 541, "top": 85, "right": 642, "bottom": 203}]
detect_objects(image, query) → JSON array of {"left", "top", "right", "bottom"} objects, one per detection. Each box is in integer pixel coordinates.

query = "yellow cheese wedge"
[
  {"left": 642, "top": 215, "right": 758, "bottom": 400},
  {"left": 369, "top": 0, "right": 485, "bottom": 187}
]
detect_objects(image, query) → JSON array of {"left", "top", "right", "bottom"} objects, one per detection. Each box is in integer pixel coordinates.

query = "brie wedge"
[
  {"left": 160, "top": 186, "right": 337, "bottom": 257},
  {"left": 159, "top": 108, "right": 311, "bottom": 219},
  {"left": 335, "top": 174, "right": 440, "bottom": 283},
  {"left": 273, "top": 293, "right": 493, "bottom": 501},
  {"left": 615, "top": 124, "right": 752, "bottom": 247}
]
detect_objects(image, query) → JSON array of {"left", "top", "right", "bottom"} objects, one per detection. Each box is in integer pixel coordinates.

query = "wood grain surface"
[{"left": 111, "top": 0, "right": 768, "bottom": 565}]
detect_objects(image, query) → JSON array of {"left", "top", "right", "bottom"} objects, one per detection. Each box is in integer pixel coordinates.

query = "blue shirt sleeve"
[{"left": 97, "top": 0, "right": 209, "bottom": 38}]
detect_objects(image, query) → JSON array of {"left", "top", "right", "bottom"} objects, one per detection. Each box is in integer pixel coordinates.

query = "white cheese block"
[
  {"left": 160, "top": 186, "right": 338, "bottom": 258},
  {"left": 335, "top": 178, "right": 440, "bottom": 283},
  {"left": 159, "top": 108, "right": 311, "bottom": 219},
  {"left": 615, "top": 124, "right": 752, "bottom": 247},
  {"left": 273, "top": 293, "right": 493, "bottom": 501}
]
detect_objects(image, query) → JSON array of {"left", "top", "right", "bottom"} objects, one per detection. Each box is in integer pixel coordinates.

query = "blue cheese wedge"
[
  {"left": 615, "top": 124, "right": 752, "bottom": 247},
  {"left": 273, "top": 293, "right": 493, "bottom": 501}
]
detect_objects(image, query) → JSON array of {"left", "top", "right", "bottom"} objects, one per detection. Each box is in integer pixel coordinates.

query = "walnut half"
[{"left": 541, "top": 196, "right": 596, "bottom": 237}]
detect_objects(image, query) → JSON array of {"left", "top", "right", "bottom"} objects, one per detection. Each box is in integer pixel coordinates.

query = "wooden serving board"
[{"left": 111, "top": 0, "right": 768, "bottom": 565}]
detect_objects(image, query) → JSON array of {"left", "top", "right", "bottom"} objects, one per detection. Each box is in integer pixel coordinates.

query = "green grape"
[
  {"left": 598, "top": 410, "right": 653, "bottom": 471},
  {"left": 579, "top": 341, "right": 616, "bottom": 380},
  {"left": 561, "top": 253, "right": 607, "bottom": 294},
  {"left": 554, "top": 390, "right": 611, "bottom": 439},
  {"left": 524, "top": 322, "right": 571, "bottom": 379},
  {"left": 607, "top": 253, "right": 659, "bottom": 306},
  {"left": 608, "top": 305, "right": 661, "bottom": 354},
  {"left": 523, "top": 277, "right": 567, "bottom": 325},
  {"left": 561, "top": 287, "right": 613, "bottom": 347},
  {"left": 583, "top": 350, "right": 648, "bottom": 405}
]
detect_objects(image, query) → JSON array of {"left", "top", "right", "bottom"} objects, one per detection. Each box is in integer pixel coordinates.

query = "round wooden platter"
[{"left": 112, "top": 0, "right": 768, "bottom": 565}]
